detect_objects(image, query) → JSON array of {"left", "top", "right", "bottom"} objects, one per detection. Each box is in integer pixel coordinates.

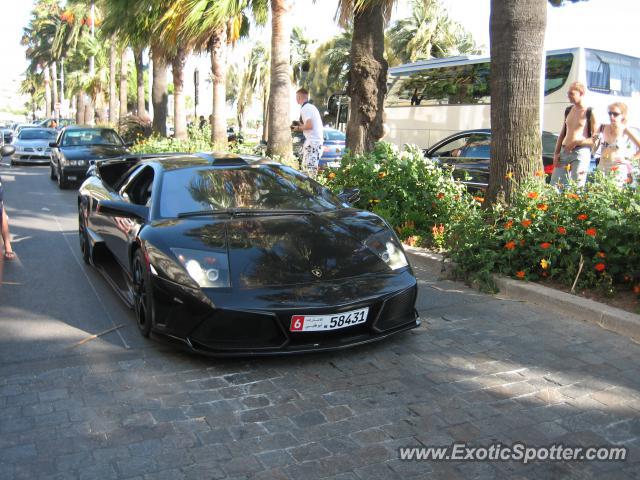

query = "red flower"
[
  {"left": 540, "top": 242, "right": 552, "bottom": 250},
  {"left": 505, "top": 220, "right": 514, "bottom": 230},
  {"left": 577, "top": 214, "right": 588, "bottom": 221},
  {"left": 527, "top": 192, "right": 539, "bottom": 199},
  {"left": 504, "top": 240, "right": 516, "bottom": 250},
  {"left": 536, "top": 203, "right": 548, "bottom": 211},
  {"left": 597, "top": 252, "right": 606, "bottom": 258},
  {"left": 519, "top": 239, "right": 526, "bottom": 247},
  {"left": 585, "top": 228, "right": 597, "bottom": 237},
  {"left": 521, "top": 219, "right": 532, "bottom": 228},
  {"left": 634, "top": 285, "right": 640, "bottom": 294},
  {"left": 595, "top": 263, "right": 606, "bottom": 272},
  {"left": 557, "top": 226, "right": 567, "bottom": 235},
  {"left": 566, "top": 193, "right": 580, "bottom": 200},
  {"left": 436, "top": 192, "right": 445, "bottom": 199},
  {"left": 516, "top": 271, "right": 526, "bottom": 279}
]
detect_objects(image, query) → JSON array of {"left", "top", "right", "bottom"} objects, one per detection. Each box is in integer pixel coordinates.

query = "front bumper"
[
  {"left": 149, "top": 270, "right": 420, "bottom": 356},
  {"left": 60, "top": 165, "right": 90, "bottom": 182},
  {"left": 12, "top": 154, "right": 50, "bottom": 164}
]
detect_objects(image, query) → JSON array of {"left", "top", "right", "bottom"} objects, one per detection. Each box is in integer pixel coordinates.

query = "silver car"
[{"left": 11, "top": 128, "right": 57, "bottom": 166}]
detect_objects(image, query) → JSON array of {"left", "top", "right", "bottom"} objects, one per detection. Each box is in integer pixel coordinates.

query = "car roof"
[
  {"left": 135, "top": 153, "right": 281, "bottom": 172},
  {"left": 63, "top": 125, "right": 117, "bottom": 131}
]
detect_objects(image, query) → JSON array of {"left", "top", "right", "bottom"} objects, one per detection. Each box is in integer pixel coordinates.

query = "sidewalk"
[{"left": 404, "top": 245, "right": 640, "bottom": 343}]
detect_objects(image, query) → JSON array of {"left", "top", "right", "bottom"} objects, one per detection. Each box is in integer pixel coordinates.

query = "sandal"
[{"left": 3, "top": 251, "right": 16, "bottom": 261}]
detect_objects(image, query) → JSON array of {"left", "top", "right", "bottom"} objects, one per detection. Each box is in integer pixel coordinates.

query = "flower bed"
[{"left": 322, "top": 142, "right": 640, "bottom": 308}]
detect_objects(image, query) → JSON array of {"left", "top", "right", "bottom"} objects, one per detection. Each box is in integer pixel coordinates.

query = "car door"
[
  {"left": 50, "top": 130, "right": 63, "bottom": 172},
  {"left": 102, "top": 165, "right": 155, "bottom": 270},
  {"left": 427, "top": 132, "right": 491, "bottom": 190}
]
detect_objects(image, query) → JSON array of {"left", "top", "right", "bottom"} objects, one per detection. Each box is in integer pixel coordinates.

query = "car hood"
[
  {"left": 60, "top": 145, "right": 127, "bottom": 160},
  {"left": 13, "top": 139, "right": 51, "bottom": 149},
  {"left": 146, "top": 209, "right": 403, "bottom": 288}
]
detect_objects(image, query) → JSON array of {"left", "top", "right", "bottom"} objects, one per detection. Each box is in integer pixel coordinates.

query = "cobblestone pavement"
[{"left": 1, "top": 259, "right": 639, "bottom": 479}]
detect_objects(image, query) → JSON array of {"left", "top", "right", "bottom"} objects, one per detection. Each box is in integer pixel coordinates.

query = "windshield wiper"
[
  {"left": 177, "top": 208, "right": 316, "bottom": 219},
  {"left": 177, "top": 209, "right": 235, "bottom": 218}
]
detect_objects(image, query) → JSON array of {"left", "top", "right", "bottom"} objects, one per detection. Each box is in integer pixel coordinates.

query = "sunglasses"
[{"left": 608, "top": 111, "right": 622, "bottom": 117}]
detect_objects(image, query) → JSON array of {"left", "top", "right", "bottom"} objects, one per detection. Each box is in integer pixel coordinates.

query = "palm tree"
[
  {"left": 236, "top": 43, "right": 269, "bottom": 134},
  {"left": 387, "top": 0, "right": 479, "bottom": 64},
  {"left": 266, "top": 0, "right": 294, "bottom": 159},
  {"left": 119, "top": 46, "right": 128, "bottom": 118},
  {"left": 336, "top": 0, "right": 395, "bottom": 154},
  {"left": 19, "top": 73, "right": 45, "bottom": 121},
  {"left": 290, "top": 26, "right": 313, "bottom": 88}
]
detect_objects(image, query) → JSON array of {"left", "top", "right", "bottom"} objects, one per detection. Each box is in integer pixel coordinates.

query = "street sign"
[{"left": 54, "top": 102, "right": 61, "bottom": 111}]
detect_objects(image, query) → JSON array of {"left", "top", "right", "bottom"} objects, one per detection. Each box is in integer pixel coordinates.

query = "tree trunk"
[
  {"left": 262, "top": 90, "right": 269, "bottom": 143},
  {"left": 151, "top": 49, "right": 168, "bottom": 136},
  {"left": 43, "top": 66, "right": 52, "bottom": 118},
  {"left": 50, "top": 63, "right": 58, "bottom": 118},
  {"left": 345, "top": 5, "right": 388, "bottom": 154},
  {"left": 266, "top": 0, "right": 293, "bottom": 159},
  {"left": 98, "top": 89, "right": 108, "bottom": 124},
  {"left": 134, "top": 47, "right": 146, "bottom": 117},
  {"left": 172, "top": 47, "right": 188, "bottom": 140},
  {"left": 119, "top": 47, "right": 128, "bottom": 118},
  {"left": 210, "top": 28, "right": 228, "bottom": 146},
  {"left": 76, "top": 93, "right": 85, "bottom": 125},
  {"left": 109, "top": 39, "right": 118, "bottom": 125},
  {"left": 486, "top": 0, "right": 547, "bottom": 206}
]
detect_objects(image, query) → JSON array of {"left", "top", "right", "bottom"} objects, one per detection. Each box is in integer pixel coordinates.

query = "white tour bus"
[{"left": 384, "top": 47, "right": 640, "bottom": 148}]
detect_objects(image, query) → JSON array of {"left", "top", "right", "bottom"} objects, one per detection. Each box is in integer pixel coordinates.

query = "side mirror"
[
  {"left": 49, "top": 142, "right": 58, "bottom": 148},
  {"left": 97, "top": 200, "right": 148, "bottom": 221},
  {"left": 125, "top": 142, "right": 133, "bottom": 148},
  {"left": 338, "top": 188, "right": 360, "bottom": 204}
]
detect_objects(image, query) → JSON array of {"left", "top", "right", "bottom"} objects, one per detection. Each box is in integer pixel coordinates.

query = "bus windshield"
[{"left": 586, "top": 49, "right": 640, "bottom": 97}]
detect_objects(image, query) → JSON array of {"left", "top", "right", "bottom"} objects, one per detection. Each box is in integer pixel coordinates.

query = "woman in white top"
[{"left": 596, "top": 102, "right": 640, "bottom": 187}]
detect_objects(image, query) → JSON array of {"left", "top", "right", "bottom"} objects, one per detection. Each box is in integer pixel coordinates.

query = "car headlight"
[
  {"left": 365, "top": 230, "right": 409, "bottom": 270},
  {"left": 171, "top": 248, "right": 230, "bottom": 288},
  {"left": 65, "top": 159, "right": 86, "bottom": 166}
]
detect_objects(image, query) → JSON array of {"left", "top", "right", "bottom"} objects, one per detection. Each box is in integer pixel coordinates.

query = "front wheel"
[
  {"left": 132, "top": 249, "right": 154, "bottom": 338},
  {"left": 78, "top": 211, "right": 91, "bottom": 265},
  {"left": 57, "top": 167, "right": 68, "bottom": 189},
  {"left": 50, "top": 163, "right": 56, "bottom": 180}
]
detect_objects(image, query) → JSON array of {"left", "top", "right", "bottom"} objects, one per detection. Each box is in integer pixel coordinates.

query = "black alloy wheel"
[
  {"left": 50, "top": 163, "right": 56, "bottom": 180},
  {"left": 57, "top": 166, "right": 68, "bottom": 189},
  {"left": 132, "top": 249, "right": 153, "bottom": 338},
  {"left": 78, "top": 211, "right": 91, "bottom": 265}
]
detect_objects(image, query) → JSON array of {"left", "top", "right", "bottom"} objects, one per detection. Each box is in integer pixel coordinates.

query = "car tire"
[
  {"left": 50, "top": 164, "right": 56, "bottom": 180},
  {"left": 57, "top": 167, "right": 68, "bottom": 189},
  {"left": 132, "top": 249, "right": 154, "bottom": 338},
  {"left": 78, "top": 211, "right": 91, "bottom": 265}
]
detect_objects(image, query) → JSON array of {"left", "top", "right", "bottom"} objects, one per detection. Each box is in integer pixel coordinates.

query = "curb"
[{"left": 404, "top": 245, "right": 640, "bottom": 343}]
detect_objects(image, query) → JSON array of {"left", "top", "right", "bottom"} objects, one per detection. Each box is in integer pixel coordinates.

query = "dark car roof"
[
  {"left": 62, "top": 125, "right": 118, "bottom": 132},
  {"left": 136, "top": 152, "right": 280, "bottom": 172},
  {"left": 426, "top": 129, "right": 557, "bottom": 154}
]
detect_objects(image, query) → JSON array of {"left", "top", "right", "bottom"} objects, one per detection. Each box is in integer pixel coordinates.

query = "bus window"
[
  {"left": 586, "top": 49, "right": 640, "bottom": 97},
  {"left": 544, "top": 53, "right": 573, "bottom": 95},
  {"left": 387, "top": 62, "right": 491, "bottom": 107}
]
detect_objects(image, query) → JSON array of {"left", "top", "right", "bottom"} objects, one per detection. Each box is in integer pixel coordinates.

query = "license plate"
[
  {"left": 290, "top": 307, "right": 369, "bottom": 332},
  {"left": 68, "top": 176, "right": 77, "bottom": 180},
  {"left": 327, "top": 161, "right": 340, "bottom": 168}
]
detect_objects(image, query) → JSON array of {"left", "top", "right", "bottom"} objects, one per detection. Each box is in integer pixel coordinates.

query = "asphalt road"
[{"left": 1, "top": 159, "right": 639, "bottom": 479}]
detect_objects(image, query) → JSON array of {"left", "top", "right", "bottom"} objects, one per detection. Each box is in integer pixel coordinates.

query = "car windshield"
[
  {"left": 62, "top": 129, "right": 123, "bottom": 147},
  {"left": 18, "top": 128, "right": 56, "bottom": 140},
  {"left": 160, "top": 165, "right": 345, "bottom": 218},
  {"left": 324, "top": 129, "right": 346, "bottom": 141}
]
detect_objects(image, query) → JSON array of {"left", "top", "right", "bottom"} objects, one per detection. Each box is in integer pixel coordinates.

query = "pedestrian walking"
[
  {"left": 595, "top": 102, "right": 640, "bottom": 187},
  {"left": 294, "top": 88, "right": 324, "bottom": 178},
  {"left": 551, "top": 81, "right": 597, "bottom": 188},
  {"left": 0, "top": 174, "right": 15, "bottom": 261}
]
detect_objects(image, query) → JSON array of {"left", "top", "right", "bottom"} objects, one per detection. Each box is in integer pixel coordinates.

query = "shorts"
[
  {"left": 302, "top": 142, "right": 323, "bottom": 176},
  {"left": 550, "top": 147, "right": 591, "bottom": 188}
]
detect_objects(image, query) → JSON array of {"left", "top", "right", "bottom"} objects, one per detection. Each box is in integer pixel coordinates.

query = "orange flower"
[
  {"left": 536, "top": 203, "right": 548, "bottom": 211},
  {"left": 378, "top": 171, "right": 387, "bottom": 179},
  {"left": 610, "top": 166, "right": 619, "bottom": 172},
  {"left": 516, "top": 271, "right": 526, "bottom": 279},
  {"left": 634, "top": 284, "right": 640, "bottom": 294},
  {"left": 540, "top": 242, "right": 552, "bottom": 250},
  {"left": 527, "top": 192, "right": 539, "bottom": 199},
  {"left": 521, "top": 219, "right": 532, "bottom": 228},
  {"left": 328, "top": 172, "right": 336, "bottom": 180},
  {"left": 557, "top": 226, "right": 567, "bottom": 235},
  {"left": 597, "top": 252, "right": 606, "bottom": 258},
  {"left": 504, "top": 220, "right": 514, "bottom": 230},
  {"left": 565, "top": 193, "right": 580, "bottom": 200},
  {"left": 504, "top": 240, "right": 516, "bottom": 250},
  {"left": 519, "top": 239, "right": 526, "bottom": 246},
  {"left": 577, "top": 214, "right": 588, "bottom": 221},
  {"left": 595, "top": 263, "right": 606, "bottom": 272},
  {"left": 473, "top": 196, "right": 485, "bottom": 203},
  {"left": 534, "top": 170, "right": 545, "bottom": 177},
  {"left": 436, "top": 192, "right": 445, "bottom": 199},
  {"left": 585, "top": 228, "right": 597, "bottom": 237},
  {"left": 505, "top": 172, "right": 514, "bottom": 179}
]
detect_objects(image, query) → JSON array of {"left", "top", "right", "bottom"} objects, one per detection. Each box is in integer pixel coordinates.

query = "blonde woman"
[{"left": 596, "top": 102, "right": 640, "bottom": 186}]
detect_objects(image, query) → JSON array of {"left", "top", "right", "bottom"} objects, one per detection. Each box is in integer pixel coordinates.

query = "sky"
[{"left": 2, "top": 0, "right": 640, "bottom": 117}]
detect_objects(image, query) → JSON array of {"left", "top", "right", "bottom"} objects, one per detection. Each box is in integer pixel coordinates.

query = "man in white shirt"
[{"left": 293, "top": 88, "right": 323, "bottom": 177}]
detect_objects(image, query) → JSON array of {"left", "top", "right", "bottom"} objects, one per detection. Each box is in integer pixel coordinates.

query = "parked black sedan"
[
  {"left": 424, "top": 129, "right": 562, "bottom": 190},
  {"left": 50, "top": 126, "right": 129, "bottom": 189},
  {"left": 78, "top": 154, "right": 420, "bottom": 355}
]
